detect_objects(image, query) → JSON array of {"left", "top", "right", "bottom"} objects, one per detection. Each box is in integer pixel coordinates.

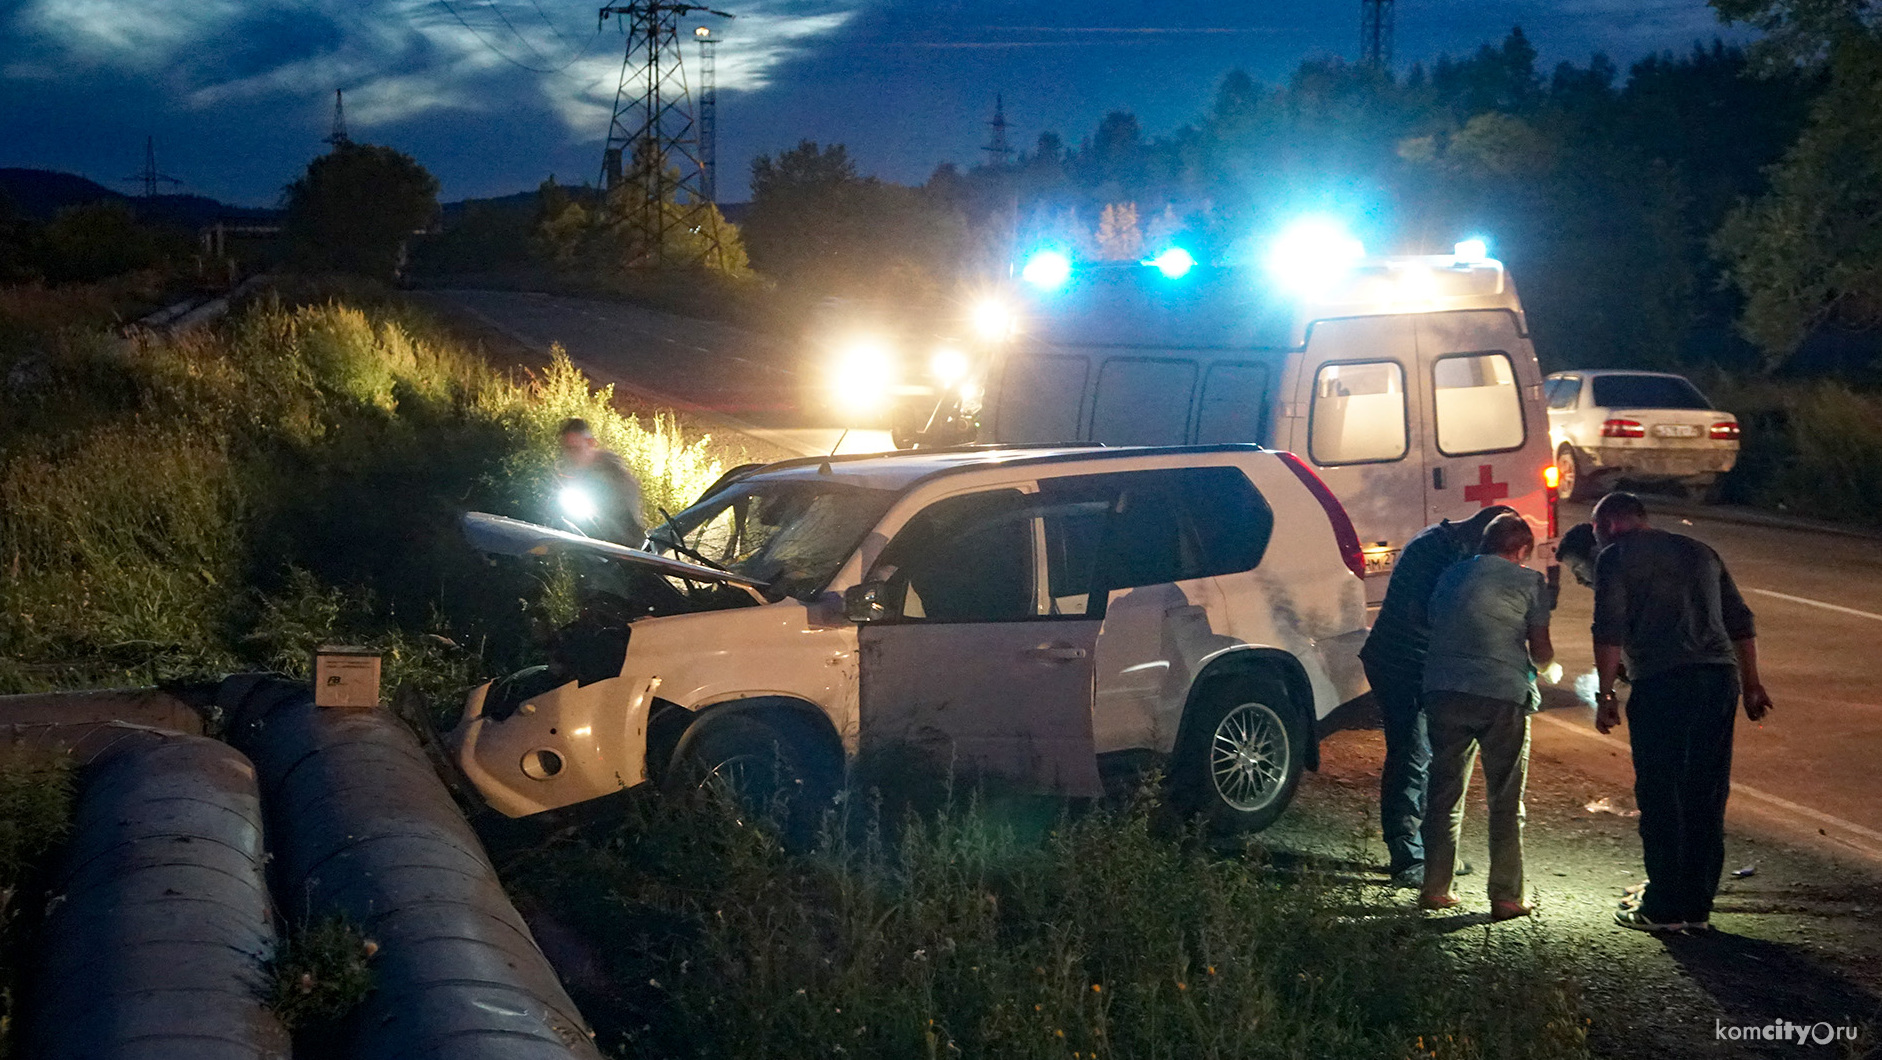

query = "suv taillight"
[
  {"left": 1601, "top": 418, "right": 1645, "bottom": 439},
  {"left": 1709, "top": 421, "right": 1740, "bottom": 441},
  {"left": 1277, "top": 452, "right": 1367, "bottom": 580}
]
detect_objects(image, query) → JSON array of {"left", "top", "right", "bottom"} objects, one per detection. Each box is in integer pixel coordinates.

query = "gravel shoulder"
[{"left": 1271, "top": 724, "right": 1882, "bottom": 1059}]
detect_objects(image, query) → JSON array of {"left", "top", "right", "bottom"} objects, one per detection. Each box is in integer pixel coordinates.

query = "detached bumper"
[{"left": 450, "top": 674, "right": 661, "bottom": 818}]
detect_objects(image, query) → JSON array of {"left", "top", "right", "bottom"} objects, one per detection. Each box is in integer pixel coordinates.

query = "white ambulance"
[{"left": 957, "top": 237, "right": 1561, "bottom": 601}]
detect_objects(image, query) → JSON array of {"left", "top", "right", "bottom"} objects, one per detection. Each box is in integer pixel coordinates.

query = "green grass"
[
  {"left": 0, "top": 278, "right": 745, "bottom": 699},
  {"left": 267, "top": 915, "right": 377, "bottom": 1031},
  {"left": 503, "top": 789, "right": 1591, "bottom": 1060},
  {"left": 1704, "top": 376, "right": 1882, "bottom": 525},
  {"left": 0, "top": 751, "right": 76, "bottom": 1059}
]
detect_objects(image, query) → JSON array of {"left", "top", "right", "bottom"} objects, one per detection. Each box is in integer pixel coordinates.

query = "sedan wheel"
[
  {"left": 1556, "top": 448, "right": 1588, "bottom": 501},
  {"left": 1209, "top": 702, "right": 1292, "bottom": 812}
]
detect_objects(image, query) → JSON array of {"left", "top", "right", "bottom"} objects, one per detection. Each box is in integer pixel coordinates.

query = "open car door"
[{"left": 855, "top": 487, "right": 1103, "bottom": 797}]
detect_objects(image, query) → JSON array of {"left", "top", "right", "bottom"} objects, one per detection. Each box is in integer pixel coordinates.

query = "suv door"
[{"left": 856, "top": 487, "right": 1103, "bottom": 795}]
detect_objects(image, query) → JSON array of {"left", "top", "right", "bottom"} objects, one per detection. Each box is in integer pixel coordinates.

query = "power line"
[
  {"left": 526, "top": 0, "right": 574, "bottom": 46},
  {"left": 436, "top": 0, "right": 602, "bottom": 75},
  {"left": 482, "top": 0, "right": 556, "bottom": 65}
]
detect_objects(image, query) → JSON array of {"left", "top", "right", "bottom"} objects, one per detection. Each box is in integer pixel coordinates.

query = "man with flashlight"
[{"left": 557, "top": 418, "right": 646, "bottom": 547}]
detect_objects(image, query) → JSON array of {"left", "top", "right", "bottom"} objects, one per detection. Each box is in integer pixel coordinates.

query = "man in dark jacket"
[
  {"left": 558, "top": 418, "right": 647, "bottom": 547},
  {"left": 1590, "top": 492, "right": 1772, "bottom": 932},
  {"left": 1359, "top": 504, "right": 1516, "bottom": 887}
]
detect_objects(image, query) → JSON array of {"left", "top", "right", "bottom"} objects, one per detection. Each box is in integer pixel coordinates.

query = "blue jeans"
[{"left": 1366, "top": 661, "right": 1430, "bottom": 873}]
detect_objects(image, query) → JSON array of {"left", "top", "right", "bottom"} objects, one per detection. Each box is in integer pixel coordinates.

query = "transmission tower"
[
  {"left": 982, "top": 94, "right": 1013, "bottom": 166},
  {"left": 696, "top": 26, "right": 718, "bottom": 203},
  {"left": 123, "top": 136, "right": 182, "bottom": 198},
  {"left": 597, "top": 1, "right": 734, "bottom": 267},
  {"left": 325, "top": 89, "right": 351, "bottom": 148},
  {"left": 1360, "top": 0, "right": 1394, "bottom": 70}
]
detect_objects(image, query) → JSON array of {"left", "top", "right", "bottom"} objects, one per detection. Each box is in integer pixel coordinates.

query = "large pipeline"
[
  {"left": 221, "top": 676, "right": 602, "bottom": 1060},
  {"left": 26, "top": 730, "right": 290, "bottom": 1060}
]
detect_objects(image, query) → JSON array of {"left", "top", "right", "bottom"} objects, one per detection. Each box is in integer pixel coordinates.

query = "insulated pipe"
[
  {"left": 221, "top": 676, "right": 602, "bottom": 1060},
  {"left": 27, "top": 731, "right": 289, "bottom": 1060}
]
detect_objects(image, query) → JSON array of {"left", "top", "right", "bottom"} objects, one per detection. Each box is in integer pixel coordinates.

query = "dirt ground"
[{"left": 1268, "top": 724, "right": 1882, "bottom": 1059}]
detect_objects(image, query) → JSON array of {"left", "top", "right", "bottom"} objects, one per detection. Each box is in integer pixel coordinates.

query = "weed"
[
  {"left": 0, "top": 751, "right": 75, "bottom": 1060},
  {"left": 504, "top": 788, "right": 1591, "bottom": 1060},
  {"left": 267, "top": 915, "right": 378, "bottom": 1030}
]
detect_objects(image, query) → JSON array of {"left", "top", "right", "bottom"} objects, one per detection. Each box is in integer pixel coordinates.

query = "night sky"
[{"left": 0, "top": 0, "right": 1749, "bottom": 207}]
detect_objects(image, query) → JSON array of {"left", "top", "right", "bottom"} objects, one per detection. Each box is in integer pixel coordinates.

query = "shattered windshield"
[{"left": 650, "top": 478, "right": 899, "bottom": 600}]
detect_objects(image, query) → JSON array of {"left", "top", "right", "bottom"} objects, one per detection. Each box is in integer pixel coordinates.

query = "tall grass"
[
  {"left": 506, "top": 791, "right": 1590, "bottom": 1060},
  {"left": 0, "top": 281, "right": 741, "bottom": 695},
  {"left": 0, "top": 751, "right": 75, "bottom": 1059},
  {"left": 1706, "top": 377, "right": 1882, "bottom": 525}
]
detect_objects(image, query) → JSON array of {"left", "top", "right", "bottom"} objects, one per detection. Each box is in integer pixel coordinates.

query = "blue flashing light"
[
  {"left": 1148, "top": 246, "right": 1196, "bottom": 279},
  {"left": 1266, "top": 218, "right": 1366, "bottom": 296},
  {"left": 1454, "top": 238, "right": 1490, "bottom": 263},
  {"left": 1021, "top": 250, "right": 1072, "bottom": 290}
]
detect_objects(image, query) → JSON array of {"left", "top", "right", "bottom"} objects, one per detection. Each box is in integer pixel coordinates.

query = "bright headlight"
[
  {"left": 930, "top": 347, "right": 970, "bottom": 386},
  {"left": 559, "top": 485, "right": 598, "bottom": 524},
  {"left": 970, "top": 298, "right": 1014, "bottom": 341},
  {"left": 831, "top": 340, "right": 895, "bottom": 413}
]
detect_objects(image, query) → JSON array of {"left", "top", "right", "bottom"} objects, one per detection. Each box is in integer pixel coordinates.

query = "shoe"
[
  {"left": 1621, "top": 880, "right": 1649, "bottom": 898},
  {"left": 1456, "top": 861, "right": 1475, "bottom": 877},
  {"left": 1419, "top": 893, "right": 1462, "bottom": 910},
  {"left": 1684, "top": 918, "right": 1713, "bottom": 932},
  {"left": 1614, "top": 909, "right": 1686, "bottom": 932},
  {"left": 1491, "top": 901, "right": 1534, "bottom": 922},
  {"left": 1389, "top": 865, "right": 1425, "bottom": 889}
]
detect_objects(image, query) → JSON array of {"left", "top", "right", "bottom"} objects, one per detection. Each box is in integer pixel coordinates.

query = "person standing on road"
[
  {"left": 557, "top": 418, "right": 647, "bottom": 547},
  {"left": 1589, "top": 492, "right": 1771, "bottom": 933},
  {"left": 1359, "top": 504, "right": 1516, "bottom": 888},
  {"left": 1417, "top": 513, "right": 1553, "bottom": 920}
]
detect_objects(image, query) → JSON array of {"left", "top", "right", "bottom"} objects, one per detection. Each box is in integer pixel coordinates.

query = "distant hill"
[{"left": 0, "top": 168, "right": 278, "bottom": 228}]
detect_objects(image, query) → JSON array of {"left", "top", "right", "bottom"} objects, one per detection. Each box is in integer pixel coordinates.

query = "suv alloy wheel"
[
  {"left": 1173, "top": 675, "right": 1306, "bottom": 833},
  {"left": 666, "top": 715, "right": 830, "bottom": 846}
]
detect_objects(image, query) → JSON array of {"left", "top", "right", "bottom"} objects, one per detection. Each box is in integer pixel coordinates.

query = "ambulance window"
[
  {"left": 1434, "top": 352, "right": 1526, "bottom": 455},
  {"left": 1091, "top": 359, "right": 1197, "bottom": 446},
  {"left": 1196, "top": 363, "right": 1270, "bottom": 444},
  {"left": 997, "top": 355, "right": 1089, "bottom": 444},
  {"left": 1545, "top": 376, "right": 1581, "bottom": 410},
  {"left": 1309, "top": 361, "right": 1408, "bottom": 465}
]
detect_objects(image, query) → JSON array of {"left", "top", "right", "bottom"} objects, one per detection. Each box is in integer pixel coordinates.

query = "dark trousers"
[
  {"left": 1364, "top": 660, "right": 1430, "bottom": 873},
  {"left": 1627, "top": 665, "right": 1739, "bottom": 923}
]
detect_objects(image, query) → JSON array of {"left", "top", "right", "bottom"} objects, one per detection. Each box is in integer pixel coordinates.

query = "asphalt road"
[{"left": 439, "top": 287, "right": 1882, "bottom": 869}]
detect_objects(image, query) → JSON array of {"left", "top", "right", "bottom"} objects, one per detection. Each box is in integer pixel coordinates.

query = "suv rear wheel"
[{"left": 1172, "top": 676, "right": 1306, "bottom": 834}]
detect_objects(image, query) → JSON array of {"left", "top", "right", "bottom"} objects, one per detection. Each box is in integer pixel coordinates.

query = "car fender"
[
  {"left": 1175, "top": 647, "right": 1320, "bottom": 773},
  {"left": 668, "top": 694, "right": 846, "bottom": 784}
]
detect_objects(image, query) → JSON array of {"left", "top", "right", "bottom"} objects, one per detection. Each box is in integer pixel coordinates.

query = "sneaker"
[
  {"left": 1614, "top": 909, "right": 1686, "bottom": 932},
  {"left": 1389, "top": 865, "right": 1425, "bottom": 889}
]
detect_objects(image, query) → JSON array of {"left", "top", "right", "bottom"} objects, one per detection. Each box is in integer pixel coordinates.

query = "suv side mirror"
[{"left": 843, "top": 580, "right": 903, "bottom": 624}]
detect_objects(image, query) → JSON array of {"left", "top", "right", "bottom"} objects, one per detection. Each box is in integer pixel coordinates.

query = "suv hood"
[{"left": 461, "top": 512, "right": 770, "bottom": 590}]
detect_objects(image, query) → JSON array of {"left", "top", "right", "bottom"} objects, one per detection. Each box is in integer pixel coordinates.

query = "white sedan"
[{"left": 1544, "top": 370, "right": 1739, "bottom": 500}]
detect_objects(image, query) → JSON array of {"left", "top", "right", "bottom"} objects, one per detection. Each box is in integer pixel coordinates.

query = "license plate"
[
  {"left": 1652, "top": 424, "right": 1701, "bottom": 438},
  {"left": 1362, "top": 548, "right": 1398, "bottom": 575}
]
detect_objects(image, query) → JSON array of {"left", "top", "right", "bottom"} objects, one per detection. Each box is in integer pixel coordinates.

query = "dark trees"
[{"left": 284, "top": 143, "right": 439, "bottom": 280}]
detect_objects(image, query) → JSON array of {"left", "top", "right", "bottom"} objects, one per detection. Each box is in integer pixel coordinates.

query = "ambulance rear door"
[
  {"left": 1282, "top": 315, "right": 1427, "bottom": 603},
  {"left": 1413, "top": 311, "right": 1553, "bottom": 545}
]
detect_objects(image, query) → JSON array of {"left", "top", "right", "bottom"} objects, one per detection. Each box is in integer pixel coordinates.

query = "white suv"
[
  {"left": 451, "top": 445, "right": 1372, "bottom": 834},
  {"left": 1544, "top": 370, "right": 1740, "bottom": 500}
]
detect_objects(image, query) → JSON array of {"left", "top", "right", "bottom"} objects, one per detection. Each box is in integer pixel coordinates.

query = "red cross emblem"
[{"left": 1463, "top": 463, "right": 1510, "bottom": 507}]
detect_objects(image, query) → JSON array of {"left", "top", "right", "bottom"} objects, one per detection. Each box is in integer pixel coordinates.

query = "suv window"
[
  {"left": 1544, "top": 376, "right": 1581, "bottom": 410},
  {"left": 1590, "top": 374, "right": 1711, "bottom": 410},
  {"left": 1041, "top": 467, "right": 1274, "bottom": 593},
  {"left": 1434, "top": 352, "right": 1526, "bottom": 455},
  {"left": 1310, "top": 361, "right": 1407, "bottom": 464},
  {"left": 874, "top": 490, "right": 1035, "bottom": 623}
]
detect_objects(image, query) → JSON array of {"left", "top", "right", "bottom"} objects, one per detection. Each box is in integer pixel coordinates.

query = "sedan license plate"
[{"left": 1652, "top": 424, "right": 1701, "bottom": 438}]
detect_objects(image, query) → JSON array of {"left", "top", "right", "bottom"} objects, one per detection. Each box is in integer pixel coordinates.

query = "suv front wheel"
[{"left": 1172, "top": 677, "right": 1306, "bottom": 834}]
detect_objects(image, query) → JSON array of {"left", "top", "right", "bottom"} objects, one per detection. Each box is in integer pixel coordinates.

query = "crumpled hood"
[{"left": 461, "top": 511, "right": 770, "bottom": 589}]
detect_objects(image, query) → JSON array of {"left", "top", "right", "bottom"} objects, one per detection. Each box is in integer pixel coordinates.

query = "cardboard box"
[{"left": 314, "top": 646, "right": 382, "bottom": 708}]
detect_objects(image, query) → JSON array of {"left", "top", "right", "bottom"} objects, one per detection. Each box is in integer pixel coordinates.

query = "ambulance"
[{"left": 880, "top": 228, "right": 1561, "bottom": 603}]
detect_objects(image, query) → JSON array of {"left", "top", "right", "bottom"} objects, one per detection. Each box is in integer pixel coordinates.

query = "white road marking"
[
  {"left": 1534, "top": 712, "right": 1882, "bottom": 849},
  {"left": 1748, "top": 587, "right": 1882, "bottom": 623}
]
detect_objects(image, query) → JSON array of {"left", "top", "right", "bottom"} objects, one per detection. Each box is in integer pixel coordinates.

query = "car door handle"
[
  {"left": 1025, "top": 644, "right": 1088, "bottom": 663},
  {"left": 1432, "top": 467, "right": 1447, "bottom": 490}
]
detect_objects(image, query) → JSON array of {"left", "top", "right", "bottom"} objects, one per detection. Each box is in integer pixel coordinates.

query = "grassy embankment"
[{"left": 1704, "top": 375, "right": 1882, "bottom": 525}]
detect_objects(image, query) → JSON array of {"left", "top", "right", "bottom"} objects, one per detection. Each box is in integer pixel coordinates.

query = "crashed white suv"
[{"left": 451, "top": 445, "right": 1372, "bottom": 833}]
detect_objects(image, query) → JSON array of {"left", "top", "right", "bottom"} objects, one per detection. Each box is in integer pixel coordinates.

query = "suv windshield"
[
  {"left": 1591, "top": 374, "right": 1711, "bottom": 410},
  {"left": 651, "top": 478, "right": 899, "bottom": 600}
]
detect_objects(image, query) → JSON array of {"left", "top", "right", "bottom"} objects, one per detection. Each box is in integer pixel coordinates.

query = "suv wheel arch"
[
  {"left": 661, "top": 695, "right": 844, "bottom": 790},
  {"left": 1175, "top": 649, "right": 1319, "bottom": 773}
]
